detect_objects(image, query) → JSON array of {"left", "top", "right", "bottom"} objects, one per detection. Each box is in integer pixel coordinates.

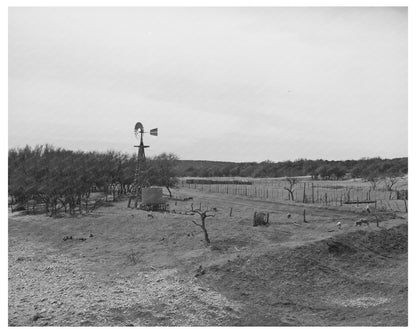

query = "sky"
[{"left": 8, "top": 7, "right": 408, "bottom": 162}]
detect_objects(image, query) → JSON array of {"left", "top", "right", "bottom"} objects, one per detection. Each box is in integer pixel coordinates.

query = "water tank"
[{"left": 141, "top": 187, "right": 164, "bottom": 204}]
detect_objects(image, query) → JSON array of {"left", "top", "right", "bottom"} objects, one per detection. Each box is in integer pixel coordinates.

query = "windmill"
[{"left": 131, "top": 122, "right": 158, "bottom": 208}]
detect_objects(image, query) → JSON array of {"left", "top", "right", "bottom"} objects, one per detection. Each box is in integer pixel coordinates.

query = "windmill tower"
[{"left": 131, "top": 122, "right": 158, "bottom": 208}]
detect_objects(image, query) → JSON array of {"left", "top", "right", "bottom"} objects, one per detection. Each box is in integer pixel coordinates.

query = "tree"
[
  {"left": 329, "top": 164, "right": 347, "bottom": 180},
  {"left": 284, "top": 177, "right": 298, "bottom": 201},
  {"left": 189, "top": 208, "right": 215, "bottom": 245},
  {"left": 316, "top": 164, "right": 331, "bottom": 180},
  {"left": 383, "top": 176, "right": 399, "bottom": 200},
  {"left": 350, "top": 164, "right": 365, "bottom": 179},
  {"left": 365, "top": 173, "right": 380, "bottom": 190},
  {"left": 148, "top": 153, "right": 179, "bottom": 197}
]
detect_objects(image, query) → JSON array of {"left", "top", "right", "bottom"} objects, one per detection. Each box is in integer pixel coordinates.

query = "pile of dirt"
[{"left": 201, "top": 224, "right": 407, "bottom": 326}]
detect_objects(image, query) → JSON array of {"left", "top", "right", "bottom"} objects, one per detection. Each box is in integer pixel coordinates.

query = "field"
[
  {"left": 8, "top": 182, "right": 408, "bottom": 326},
  {"left": 180, "top": 176, "right": 408, "bottom": 210}
]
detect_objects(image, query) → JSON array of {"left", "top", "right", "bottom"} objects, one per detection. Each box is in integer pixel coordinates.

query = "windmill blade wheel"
[{"left": 134, "top": 122, "right": 144, "bottom": 138}]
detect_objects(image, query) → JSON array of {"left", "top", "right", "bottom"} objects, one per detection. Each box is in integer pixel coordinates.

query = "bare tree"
[
  {"left": 366, "top": 174, "right": 380, "bottom": 190},
  {"left": 284, "top": 177, "right": 298, "bottom": 201},
  {"left": 189, "top": 209, "right": 215, "bottom": 245},
  {"left": 383, "top": 176, "right": 399, "bottom": 200}
]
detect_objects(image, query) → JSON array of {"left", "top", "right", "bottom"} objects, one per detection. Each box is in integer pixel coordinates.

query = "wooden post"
[
  {"left": 303, "top": 209, "right": 306, "bottom": 223},
  {"left": 266, "top": 213, "right": 270, "bottom": 224},
  {"left": 199, "top": 202, "right": 202, "bottom": 210},
  {"left": 312, "top": 183, "right": 314, "bottom": 203},
  {"left": 229, "top": 207, "right": 233, "bottom": 217},
  {"left": 303, "top": 183, "right": 306, "bottom": 203}
]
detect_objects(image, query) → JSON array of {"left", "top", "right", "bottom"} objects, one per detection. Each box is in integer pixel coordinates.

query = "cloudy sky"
[{"left": 8, "top": 7, "right": 407, "bottom": 162}]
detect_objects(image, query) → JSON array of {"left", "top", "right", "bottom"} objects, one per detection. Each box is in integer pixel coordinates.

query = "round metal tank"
[{"left": 141, "top": 187, "right": 164, "bottom": 204}]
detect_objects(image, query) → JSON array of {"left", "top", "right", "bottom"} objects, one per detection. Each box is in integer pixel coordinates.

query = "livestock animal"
[
  {"left": 287, "top": 213, "right": 291, "bottom": 218},
  {"left": 355, "top": 218, "right": 369, "bottom": 226},
  {"left": 336, "top": 221, "right": 342, "bottom": 229},
  {"left": 253, "top": 212, "right": 270, "bottom": 226}
]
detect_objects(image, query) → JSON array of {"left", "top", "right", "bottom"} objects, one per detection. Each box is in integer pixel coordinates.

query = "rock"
[{"left": 32, "top": 313, "right": 42, "bottom": 321}]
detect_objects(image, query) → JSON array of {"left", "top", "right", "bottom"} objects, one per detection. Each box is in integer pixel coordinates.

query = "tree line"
[
  {"left": 8, "top": 145, "right": 178, "bottom": 215},
  {"left": 175, "top": 157, "right": 407, "bottom": 180}
]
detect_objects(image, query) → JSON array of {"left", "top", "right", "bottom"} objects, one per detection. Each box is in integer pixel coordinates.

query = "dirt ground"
[{"left": 8, "top": 188, "right": 408, "bottom": 326}]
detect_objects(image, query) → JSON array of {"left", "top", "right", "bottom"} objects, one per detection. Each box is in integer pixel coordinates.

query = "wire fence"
[{"left": 178, "top": 177, "right": 408, "bottom": 212}]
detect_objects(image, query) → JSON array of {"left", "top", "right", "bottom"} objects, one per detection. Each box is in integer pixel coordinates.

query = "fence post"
[
  {"left": 229, "top": 207, "right": 233, "bottom": 217},
  {"left": 303, "top": 183, "right": 306, "bottom": 203},
  {"left": 312, "top": 183, "right": 314, "bottom": 203}
]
